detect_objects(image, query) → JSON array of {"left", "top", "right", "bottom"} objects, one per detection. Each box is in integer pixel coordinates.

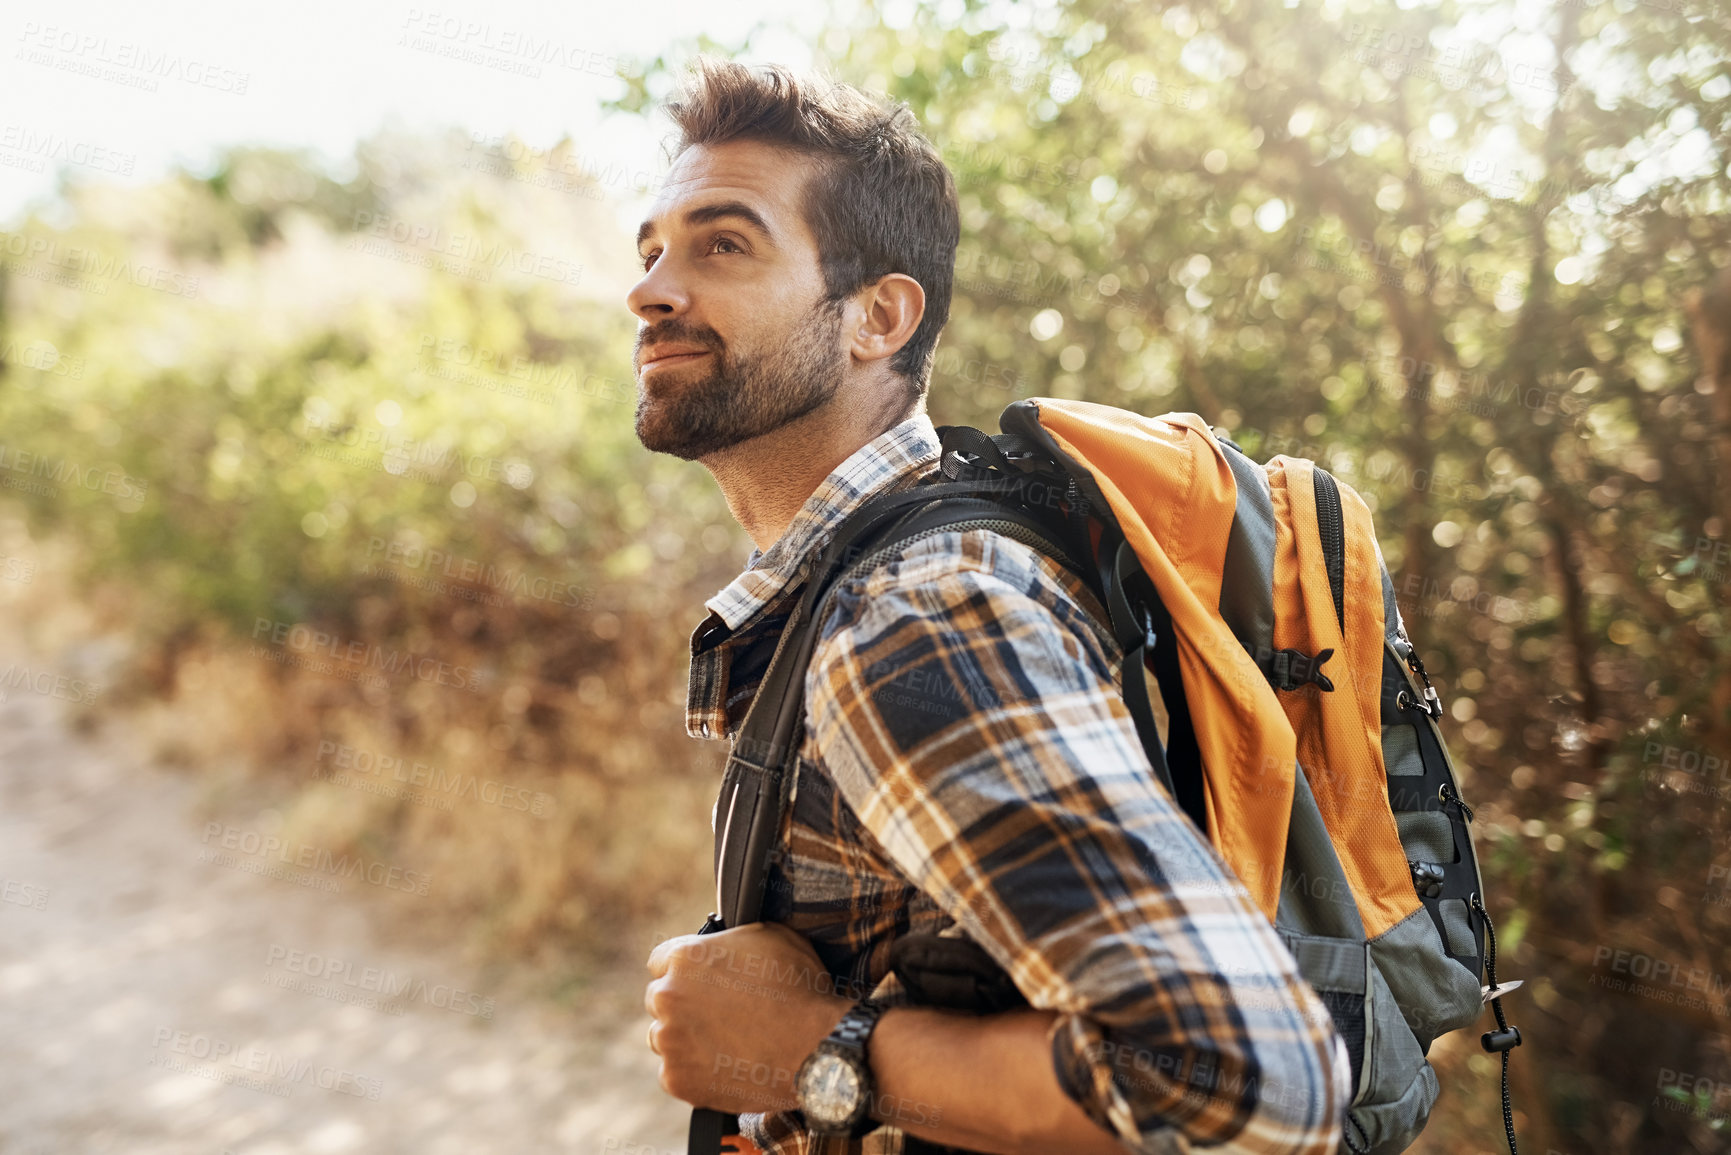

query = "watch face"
[{"left": 797, "top": 1051, "right": 863, "bottom": 1129}]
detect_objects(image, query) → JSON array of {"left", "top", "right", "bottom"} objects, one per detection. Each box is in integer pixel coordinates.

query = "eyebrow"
[{"left": 636, "top": 200, "right": 776, "bottom": 251}]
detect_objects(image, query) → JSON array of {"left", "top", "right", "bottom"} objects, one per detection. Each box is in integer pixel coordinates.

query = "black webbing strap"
[
  {"left": 687, "top": 478, "right": 1045, "bottom": 1155},
  {"left": 1100, "top": 538, "right": 1177, "bottom": 801},
  {"left": 1097, "top": 538, "right": 1208, "bottom": 833}
]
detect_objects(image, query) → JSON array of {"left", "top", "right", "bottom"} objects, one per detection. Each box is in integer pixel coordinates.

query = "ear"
[{"left": 845, "top": 273, "right": 926, "bottom": 367}]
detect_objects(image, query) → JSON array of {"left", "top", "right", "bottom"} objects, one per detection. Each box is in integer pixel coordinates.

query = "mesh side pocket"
[
  {"left": 1382, "top": 723, "right": 1424, "bottom": 776},
  {"left": 1395, "top": 811, "right": 1455, "bottom": 864}
]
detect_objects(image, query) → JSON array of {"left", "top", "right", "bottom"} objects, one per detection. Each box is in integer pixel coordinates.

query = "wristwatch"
[{"left": 795, "top": 997, "right": 889, "bottom": 1136}]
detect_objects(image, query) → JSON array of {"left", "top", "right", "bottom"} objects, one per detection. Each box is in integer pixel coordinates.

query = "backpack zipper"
[
  {"left": 1313, "top": 468, "right": 1347, "bottom": 632},
  {"left": 841, "top": 516, "right": 1070, "bottom": 587}
]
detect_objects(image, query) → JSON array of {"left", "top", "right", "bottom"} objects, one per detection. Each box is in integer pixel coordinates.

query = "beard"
[{"left": 633, "top": 297, "right": 848, "bottom": 461}]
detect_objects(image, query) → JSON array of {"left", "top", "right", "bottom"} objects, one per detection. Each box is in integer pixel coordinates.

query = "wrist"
[
  {"left": 789, "top": 992, "right": 854, "bottom": 1072},
  {"left": 796, "top": 996, "right": 892, "bottom": 1137}
]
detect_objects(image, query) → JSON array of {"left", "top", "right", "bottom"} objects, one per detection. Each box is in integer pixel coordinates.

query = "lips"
[
  {"left": 638, "top": 344, "right": 715, "bottom": 373},
  {"left": 642, "top": 351, "right": 710, "bottom": 370}
]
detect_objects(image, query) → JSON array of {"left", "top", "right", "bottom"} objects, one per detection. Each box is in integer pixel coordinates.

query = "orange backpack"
[{"left": 692, "top": 399, "right": 1522, "bottom": 1155}]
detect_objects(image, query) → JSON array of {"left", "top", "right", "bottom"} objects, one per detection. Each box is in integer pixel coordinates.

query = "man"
[{"left": 632, "top": 58, "right": 1351, "bottom": 1155}]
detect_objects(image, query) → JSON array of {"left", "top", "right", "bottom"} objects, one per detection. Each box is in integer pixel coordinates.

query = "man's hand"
[{"left": 645, "top": 921, "right": 853, "bottom": 1114}]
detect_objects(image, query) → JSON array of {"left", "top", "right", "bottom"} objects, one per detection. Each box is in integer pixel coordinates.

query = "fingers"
[{"left": 647, "top": 932, "right": 696, "bottom": 978}]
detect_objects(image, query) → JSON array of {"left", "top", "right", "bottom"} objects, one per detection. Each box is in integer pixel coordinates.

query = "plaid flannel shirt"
[{"left": 685, "top": 413, "right": 1351, "bottom": 1154}]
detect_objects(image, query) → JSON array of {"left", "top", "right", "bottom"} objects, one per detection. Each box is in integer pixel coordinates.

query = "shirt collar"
[
  {"left": 683, "top": 411, "right": 942, "bottom": 741},
  {"left": 702, "top": 411, "right": 943, "bottom": 633}
]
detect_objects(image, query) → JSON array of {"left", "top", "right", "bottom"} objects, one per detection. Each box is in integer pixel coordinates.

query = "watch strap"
[
  {"left": 840, "top": 999, "right": 889, "bottom": 1139},
  {"left": 797, "top": 998, "right": 891, "bottom": 1139},
  {"left": 829, "top": 997, "right": 889, "bottom": 1053}
]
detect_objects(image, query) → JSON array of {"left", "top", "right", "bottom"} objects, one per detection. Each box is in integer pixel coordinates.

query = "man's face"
[{"left": 627, "top": 139, "right": 847, "bottom": 461}]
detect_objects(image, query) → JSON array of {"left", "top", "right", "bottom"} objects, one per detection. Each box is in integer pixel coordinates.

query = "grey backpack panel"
[
  {"left": 1352, "top": 964, "right": 1442, "bottom": 1155},
  {"left": 1215, "top": 437, "right": 1491, "bottom": 1154}
]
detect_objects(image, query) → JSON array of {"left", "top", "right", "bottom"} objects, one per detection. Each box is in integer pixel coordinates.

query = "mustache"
[{"left": 633, "top": 320, "right": 724, "bottom": 364}]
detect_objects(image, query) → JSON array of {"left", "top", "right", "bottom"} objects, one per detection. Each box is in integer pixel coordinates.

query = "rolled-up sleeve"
[{"left": 804, "top": 530, "right": 1351, "bottom": 1154}]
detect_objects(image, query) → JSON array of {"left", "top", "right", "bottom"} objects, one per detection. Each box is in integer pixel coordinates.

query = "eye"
[
  {"left": 639, "top": 248, "right": 660, "bottom": 272},
  {"left": 710, "top": 235, "right": 743, "bottom": 255}
]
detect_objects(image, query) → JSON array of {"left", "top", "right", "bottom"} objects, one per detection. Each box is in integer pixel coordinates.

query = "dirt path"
[{"left": 0, "top": 651, "right": 688, "bottom": 1155}]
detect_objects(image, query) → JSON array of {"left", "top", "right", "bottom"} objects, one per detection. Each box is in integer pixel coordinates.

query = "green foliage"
[
  {"left": 810, "top": 3, "right": 1730, "bottom": 1149},
  {"left": 0, "top": 132, "right": 737, "bottom": 649},
  {"left": 632, "top": 2, "right": 1731, "bottom": 1147}
]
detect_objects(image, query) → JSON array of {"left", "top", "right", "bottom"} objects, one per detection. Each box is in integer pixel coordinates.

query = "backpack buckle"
[
  {"left": 1138, "top": 604, "right": 1158, "bottom": 652},
  {"left": 1261, "top": 647, "right": 1336, "bottom": 693}
]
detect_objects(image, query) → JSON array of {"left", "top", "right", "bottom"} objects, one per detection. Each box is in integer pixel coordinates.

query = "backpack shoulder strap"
[{"left": 706, "top": 477, "right": 1021, "bottom": 930}]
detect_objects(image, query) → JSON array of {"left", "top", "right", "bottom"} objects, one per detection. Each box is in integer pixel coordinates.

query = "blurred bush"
[{"left": 0, "top": 130, "right": 746, "bottom": 971}]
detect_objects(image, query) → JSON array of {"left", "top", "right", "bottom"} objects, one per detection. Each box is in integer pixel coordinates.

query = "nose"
[{"left": 627, "top": 255, "right": 689, "bottom": 323}]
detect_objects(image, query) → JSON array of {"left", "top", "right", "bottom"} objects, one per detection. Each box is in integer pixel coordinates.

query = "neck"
[{"left": 703, "top": 381, "right": 921, "bottom": 554}]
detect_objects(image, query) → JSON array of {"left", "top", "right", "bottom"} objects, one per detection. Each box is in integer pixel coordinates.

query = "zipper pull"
[{"left": 1404, "top": 645, "right": 1444, "bottom": 719}]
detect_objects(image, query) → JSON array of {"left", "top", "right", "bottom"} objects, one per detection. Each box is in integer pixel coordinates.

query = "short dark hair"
[{"left": 665, "top": 58, "right": 959, "bottom": 399}]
